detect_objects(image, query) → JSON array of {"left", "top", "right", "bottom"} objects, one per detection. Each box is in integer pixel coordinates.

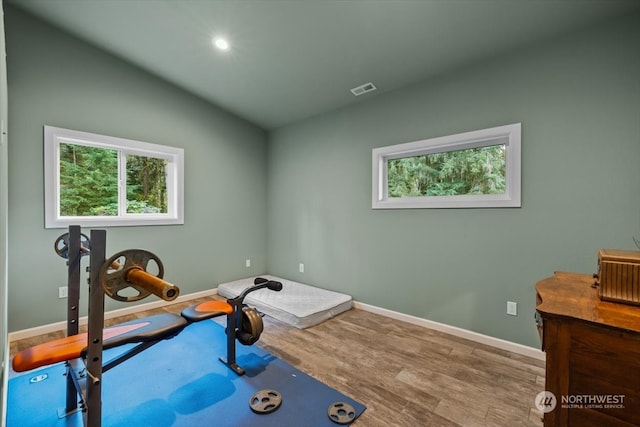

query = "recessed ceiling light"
[{"left": 213, "top": 37, "right": 230, "bottom": 51}]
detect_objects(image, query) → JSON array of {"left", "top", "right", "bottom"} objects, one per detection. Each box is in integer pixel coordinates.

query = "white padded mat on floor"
[{"left": 216, "top": 275, "right": 353, "bottom": 329}]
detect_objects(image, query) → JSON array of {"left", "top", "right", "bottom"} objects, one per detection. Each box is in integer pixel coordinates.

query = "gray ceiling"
[{"left": 8, "top": 0, "right": 640, "bottom": 130}]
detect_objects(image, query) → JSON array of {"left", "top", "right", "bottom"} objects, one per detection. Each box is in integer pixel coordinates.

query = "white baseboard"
[
  {"left": 9, "top": 288, "right": 544, "bottom": 362},
  {"left": 8, "top": 288, "right": 218, "bottom": 342},
  {"left": 353, "top": 301, "right": 545, "bottom": 361}
]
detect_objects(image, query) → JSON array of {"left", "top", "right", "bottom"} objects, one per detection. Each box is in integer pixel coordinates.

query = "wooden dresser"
[{"left": 536, "top": 272, "right": 640, "bottom": 427}]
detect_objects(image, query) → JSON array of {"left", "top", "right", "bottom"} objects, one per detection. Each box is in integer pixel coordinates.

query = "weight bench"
[
  {"left": 12, "top": 314, "right": 188, "bottom": 373},
  {"left": 13, "top": 300, "right": 236, "bottom": 373},
  {"left": 14, "top": 225, "right": 282, "bottom": 427}
]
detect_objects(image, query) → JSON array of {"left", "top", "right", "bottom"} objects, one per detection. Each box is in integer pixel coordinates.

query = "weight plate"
[
  {"left": 99, "top": 249, "right": 164, "bottom": 302},
  {"left": 328, "top": 402, "right": 356, "bottom": 425},
  {"left": 54, "top": 232, "right": 91, "bottom": 259},
  {"left": 238, "top": 307, "right": 264, "bottom": 345},
  {"left": 249, "top": 389, "right": 282, "bottom": 414}
]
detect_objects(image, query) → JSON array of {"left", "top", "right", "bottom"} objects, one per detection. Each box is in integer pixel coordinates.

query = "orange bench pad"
[
  {"left": 194, "top": 300, "right": 233, "bottom": 314},
  {"left": 12, "top": 322, "right": 149, "bottom": 373},
  {"left": 180, "top": 300, "right": 233, "bottom": 323}
]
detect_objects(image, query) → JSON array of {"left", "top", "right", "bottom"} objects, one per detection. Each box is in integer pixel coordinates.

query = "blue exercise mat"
[{"left": 7, "top": 320, "right": 365, "bottom": 426}]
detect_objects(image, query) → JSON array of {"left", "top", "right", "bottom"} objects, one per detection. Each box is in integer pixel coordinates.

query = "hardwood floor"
[{"left": 10, "top": 297, "right": 545, "bottom": 426}]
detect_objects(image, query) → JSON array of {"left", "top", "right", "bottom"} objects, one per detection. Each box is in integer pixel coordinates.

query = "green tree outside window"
[{"left": 387, "top": 144, "right": 506, "bottom": 198}]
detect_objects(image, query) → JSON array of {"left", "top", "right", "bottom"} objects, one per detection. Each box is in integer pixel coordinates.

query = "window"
[
  {"left": 44, "top": 126, "right": 184, "bottom": 228},
  {"left": 372, "top": 123, "right": 521, "bottom": 209}
]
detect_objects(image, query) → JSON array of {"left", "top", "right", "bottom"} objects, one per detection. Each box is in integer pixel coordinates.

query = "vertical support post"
[
  {"left": 219, "top": 298, "right": 244, "bottom": 375},
  {"left": 86, "top": 229, "right": 106, "bottom": 427},
  {"left": 64, "top": 225, "right": 82, "bottom": 415},
  {"left": 66, "top": 225, "right": 81, "bottom": 335}
]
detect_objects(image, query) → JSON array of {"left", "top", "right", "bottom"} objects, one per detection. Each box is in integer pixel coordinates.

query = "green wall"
[
  {"left": 5, "top": 6, "right": 640, "bottom": 350},
  {"left": 267, "top": 13, "right": 640, "bottom": 348},
  {"left": 1, "top": 1, "right": 9, "bottom": 421},
  {"left": 5, "top": 7, "right": 268, "bottom": 331}
]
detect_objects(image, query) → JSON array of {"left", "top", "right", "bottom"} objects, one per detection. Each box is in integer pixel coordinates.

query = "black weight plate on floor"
[
  {"left": 328, "top": 401, "right": 356, "bottom": 425},
  {"left": 249, "top": 389, "right": 282, "bottom": 414}
]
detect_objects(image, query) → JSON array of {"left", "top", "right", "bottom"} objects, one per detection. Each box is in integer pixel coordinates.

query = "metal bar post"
[
  {"left": 219, "top": 298, "right": 244, "bottom": 375},
  {"left": 64, "top": 225, "right": 82, "bottom": 415},
  {"left": 86, "top": 229, "right": 106, "bottom": 427},
  {"left": 66, "top": 225, "right": 81, "bottom": 335}
]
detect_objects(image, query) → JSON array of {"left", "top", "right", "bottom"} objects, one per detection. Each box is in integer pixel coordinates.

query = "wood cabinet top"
[{"left": 536, "top": 271, "right": 640, "bottom": 334}]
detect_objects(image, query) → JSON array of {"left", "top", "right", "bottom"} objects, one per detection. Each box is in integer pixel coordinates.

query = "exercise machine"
[
  {"left": 13, "top": 225, "right": 281, "bottom": 427},
  {"left": 181, "top": 276, "right": 282, "bottom": 375}
]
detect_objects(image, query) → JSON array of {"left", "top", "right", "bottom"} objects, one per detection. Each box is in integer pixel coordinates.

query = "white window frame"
[
  {"left": 44, "top": 126, "right": 184, "bottom": 228},
  {"left": 372, "top": 123, "right": 521, "bottom": 209}
]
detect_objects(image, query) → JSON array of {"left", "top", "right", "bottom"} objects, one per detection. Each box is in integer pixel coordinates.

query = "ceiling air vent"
[{"left": 350, "top": 82, "right": 377, "bottom": 96}]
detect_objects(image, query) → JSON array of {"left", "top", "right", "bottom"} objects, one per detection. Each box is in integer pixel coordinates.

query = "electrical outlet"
[
  {"left": 58, "top": 286, "right": 68, "bottom": 299},
  {"left": 245, "top": 259, "right": 251, "bottom": 268},
  {"left": 299, "top": 263, "right": 304, "bottom": 273},
  {"left": 507, "top": 301, "right": 517, "bottom": 316}
]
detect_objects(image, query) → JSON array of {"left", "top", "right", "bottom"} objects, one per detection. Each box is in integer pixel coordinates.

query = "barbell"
[
  {"left": 56, "top": 232, "right": 268, "bottom": 349},
  {"left": 55, "top": 233, "right": 178, "bottom": 303},
  {"left": 99, "top": 249, "right": 180, "bottom": 303}
]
